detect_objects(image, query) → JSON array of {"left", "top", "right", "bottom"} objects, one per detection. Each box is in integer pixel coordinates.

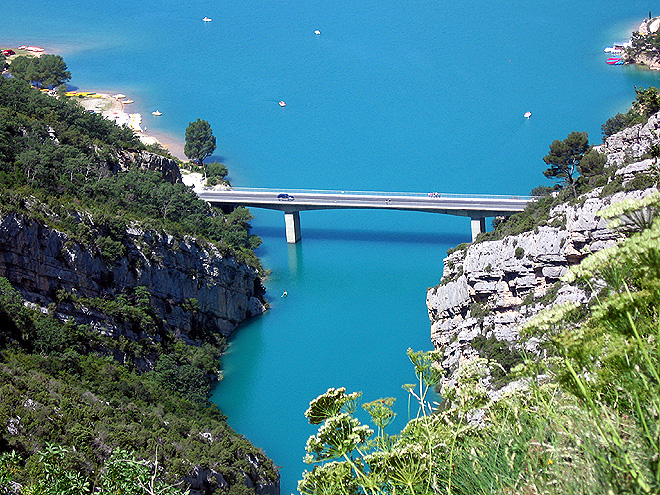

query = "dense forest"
[{"left": 0, "top": 75, "right": 277, "bottom": 493}]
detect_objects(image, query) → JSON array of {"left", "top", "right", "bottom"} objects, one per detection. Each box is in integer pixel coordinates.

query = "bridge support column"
[
  {"left": 470, "top": 217, "right": 485, "bottom": 242},
  {"left": 285, "top": 211, "right": 301, "bottom": 244}
]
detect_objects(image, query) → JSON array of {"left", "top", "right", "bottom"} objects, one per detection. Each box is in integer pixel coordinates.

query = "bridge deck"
[
  {"left": 197, "top": 188, "right": 532, "bottom": 218},
  {"left": 195, "top": 187, "right": 533, "bottom": 243}
]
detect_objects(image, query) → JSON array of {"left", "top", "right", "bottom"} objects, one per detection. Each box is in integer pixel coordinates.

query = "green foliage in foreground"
[
  {"left": 299, "top": 193, "right": 660, "bottom": 494},
  {"left": 1, "top": 446, "right": 188, "bottom": 494}
]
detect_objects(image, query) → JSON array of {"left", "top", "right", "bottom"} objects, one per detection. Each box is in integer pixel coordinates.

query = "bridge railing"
[{"left": 221, "top": 187, "right": 532, "bottom": 201}]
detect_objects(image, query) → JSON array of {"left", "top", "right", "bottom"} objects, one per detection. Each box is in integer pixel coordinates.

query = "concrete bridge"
[{"left": 196, "top": 188, "right": 533, "bottom": 243}]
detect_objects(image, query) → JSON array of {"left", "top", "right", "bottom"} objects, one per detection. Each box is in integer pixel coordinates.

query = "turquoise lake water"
[{"left": 3, "top": 1, "right": 660, "bottom": 492}]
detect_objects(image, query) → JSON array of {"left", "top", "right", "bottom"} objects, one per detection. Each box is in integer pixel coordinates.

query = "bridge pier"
[
  {"left": 470, "top": 217, "right": 485, "bottom": 242},
  {"left": 285, "top": 211, "right": 301, "bottom": 244}
]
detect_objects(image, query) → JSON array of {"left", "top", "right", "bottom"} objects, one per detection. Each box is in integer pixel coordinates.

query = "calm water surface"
[{"left": 3, "top": 1, "right": 660, "bottom": 492}]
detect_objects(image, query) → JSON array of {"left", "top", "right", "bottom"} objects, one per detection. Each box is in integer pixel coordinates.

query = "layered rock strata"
[
  {"left": 0, "top": 212, "right": 265, "bottom": 343},
  {"left": 427, "top": 119, "right": 659, "bottom": 390}
]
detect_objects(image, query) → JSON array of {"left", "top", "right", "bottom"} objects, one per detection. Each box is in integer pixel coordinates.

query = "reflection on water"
[{"left": 287, "top": 242, "right": 304, "bottom": 277}]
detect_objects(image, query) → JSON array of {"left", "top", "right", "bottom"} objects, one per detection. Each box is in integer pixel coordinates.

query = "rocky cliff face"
[
  {"left": 0, "top": 212, "right": 265, "bottom": 346},
  {"left": 0, "top": 147, "right": 265, "bottom": 347},
  {"left": 427, "top": 118, "right": 659, "bottom": 390},
  {"left": 599, "top": 112, "right": 660, "bottom": 166},
  {"left": 118, "top": 149, "right": 183, "bottom": 184}
]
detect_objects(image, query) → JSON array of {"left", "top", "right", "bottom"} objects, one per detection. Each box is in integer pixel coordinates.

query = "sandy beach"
[{"left": 73, "top": 92, "right": 187, "bottom": 160}]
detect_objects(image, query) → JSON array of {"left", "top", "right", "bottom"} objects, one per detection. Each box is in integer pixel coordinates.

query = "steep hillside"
[{"left": 0, "top": 77, "right": 277, "bottom": 494}]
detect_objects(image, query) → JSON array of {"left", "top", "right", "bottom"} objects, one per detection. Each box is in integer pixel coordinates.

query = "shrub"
[
  {"left": 469, "top": 301, "right": 491, "bottom": 320},
  {"left": 446, "top": 242, "right": 469, "bottom": 256},
  {"left": 600, "top": 176, "right": 624, "bottom": 197},
  {"left": 601, "top": 111, "right": 639, "bottom": 140},
  {"left": 471, "top": 334, "right": 523, "bottom": 386},
  {"left": 531, "top": 185, "right": 553, "bottom": 197},
  {"left": 624, "top": 172, "right": 657, "bottom": 191}
]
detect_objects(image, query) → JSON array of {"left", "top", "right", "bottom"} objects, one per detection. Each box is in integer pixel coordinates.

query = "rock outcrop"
[
  {"left": 118, "top": 149, "right": 182, "bottom": 184},
  {"left": 623, "top": 17, "right": 660, "bottom": 69},
  {"left": 0, "top": 212, "right": 265, "bottom": 346},
  {"left": 637, "top": 16, "right": 660, "bottom": 35},
  {"left": 427, "top": 119, "right": 659, "bottom": 390},
  {"left": 597, "top": 111, "right": 660, "bottom": 166}
]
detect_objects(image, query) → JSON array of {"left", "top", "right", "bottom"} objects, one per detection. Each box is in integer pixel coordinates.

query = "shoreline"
[
  {"left": 73, "top": 91, "right": 188, "bottom": 161},
  {"left": 616, "top": 16, "right": 660, "bottom": 70},
  {"left": 2, "top": 43, "right": 188, "bottom": 161}
]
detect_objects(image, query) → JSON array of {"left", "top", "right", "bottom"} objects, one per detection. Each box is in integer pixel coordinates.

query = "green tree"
[
  {"left": 184, "top": 119, "right": 216, "bottom": 175},
  {"left": 601, "top": 111, "right": 638, "bottom": 140},
  {"left": 205, "top": 161, "right": 228, "bottom": 186},
  {"left": 578, "top": 148, "right": 607, "bottom": 177},
  {"left": 8, "top": 54, "right": 71, "bottom": 88},
  {"left": 7, "top": 55, "right": 34, "bottom": 82},
  {"left": 543, "top": 131, "right": 590, "bottom": 197},
  {"left": 632, "top": 86, "right": 660, "bottom": 118},
  {"left": 35, "top": 54, "right": 71, "bottom": 88}
]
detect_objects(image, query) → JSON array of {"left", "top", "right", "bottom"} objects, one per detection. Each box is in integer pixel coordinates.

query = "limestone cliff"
[
  {"left": 427, "top": 116, "right": 660, "bottom": 391},
  {"left": 119, "top": 149, "right": 183, "bottom": 184},
  {"left": 0, "top": 212, "right": 265, "bottom": 345},
  {"left": 0, "top": 145, "right": 265, "bottom": 350}
]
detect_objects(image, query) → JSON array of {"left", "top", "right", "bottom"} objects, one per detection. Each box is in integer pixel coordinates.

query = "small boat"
[
  {"left": 314, "top": 30, "right": 321, "bottom": 35},
  {"left": 26, "top": 46, "right": 44, "bottom": 52},
  {"left": 113, "top": 93, "right": 126, "bottom": 99},
  {"left": 606, "top": 57, "right": 624, "bottom": 65},
  {"left": 279, "top": 101, "right": 286, "bottom": 107},
  {"left": 122, "top": 99, "right": 134, "bottom": 104},
  {"left": 524, "top": 111, "right": 532, "bottom": 118},
  {"left": 604, "top": 42, "right": 631, "bottom": 53},
  {"left": 203, "top": 16, "right": 212, "bottom": 22},
  {"left": 152, "top": 110, "right": 162, "bottom": 116}
]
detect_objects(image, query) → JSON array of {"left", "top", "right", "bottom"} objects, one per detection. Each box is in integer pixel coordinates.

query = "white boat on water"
[
  {"left": 113, "top": 93, "right": 126, "bottom": 99},
  {"left": 203, "top": 16, "right": 212, "bottom": 21},
  {"left": 152, "top": 110, "right": 162, "bottom": 116},
  {"left": 122, "top": 99, "right": 134, "bottom": 104},
  {"left": 604, "top": 41, "right": 631, "bottom": 53}
]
